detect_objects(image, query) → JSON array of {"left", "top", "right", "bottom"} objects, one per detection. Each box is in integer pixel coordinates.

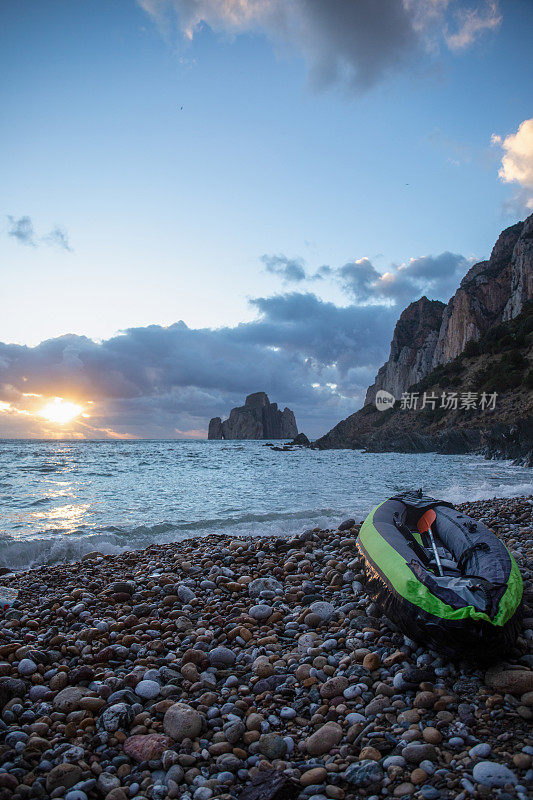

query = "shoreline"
[
  {"left": 0, "top": 496, "right": 531, "bottom": 800},
  {"left": 2, "top": 481, "right": 533, "bottom": 575}
]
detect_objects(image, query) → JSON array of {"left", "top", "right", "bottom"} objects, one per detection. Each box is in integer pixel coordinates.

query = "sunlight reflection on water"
[{"left": 0, "top": 439, "right": 531, "bottom": 569}]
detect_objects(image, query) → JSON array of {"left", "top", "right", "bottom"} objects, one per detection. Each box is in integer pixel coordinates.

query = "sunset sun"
[{"left": 39, "top": 398, "right": 84, "bottom": 425}]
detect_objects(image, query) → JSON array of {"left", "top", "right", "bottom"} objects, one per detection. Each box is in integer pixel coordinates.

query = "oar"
[{"left": 417, "top": 509, "right": 444, "bottom": 576}]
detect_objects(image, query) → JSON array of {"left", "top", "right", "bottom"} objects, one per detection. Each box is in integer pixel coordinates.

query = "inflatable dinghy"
[{"left": 357, "top": 491, "right": 523, "bottom": 660}]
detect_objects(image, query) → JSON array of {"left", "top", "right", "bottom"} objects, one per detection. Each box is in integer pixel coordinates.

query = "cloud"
[
  {"left": 7, "top": 215, "right": 36, "bottom": 247},
  {"left": 338, "top": 258, "right": 382, "bottom": 301},
  {"left": 139, "top": 0, "right": 502, "bottom": 92},
  {"left": 43, "top": 226, "right": 73, "bottom": 252},
  {"left": 0, "top": 291, "right": 399, "bottom": 438},
  {"left": 492, "top": 118, "right": 533, "bottom": 212},
  {"left": 261, "top": 254, "right": 331, "bottom": 283},
  {"left": 341, "top": 251, "right": 471, "bottom": 305},
  {"left": 261, "top": 254, "right": 307, "bottom": 282},
  {"left": 444, "top": 0, "right": 501, "bottom": 50},
  {"left": 245, "top": 292, "right": 395, "bottom": 371},
  {"left": 5, "top": 215, "right": 73, "bottom": 251},
  {"left": 0, "top": 242, "right": 472, "bottom": 438}
]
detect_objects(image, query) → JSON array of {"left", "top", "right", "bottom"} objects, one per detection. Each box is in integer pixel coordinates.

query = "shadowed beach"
[{"left": 0, "top": 496, "right": 531, "bottom": 799}]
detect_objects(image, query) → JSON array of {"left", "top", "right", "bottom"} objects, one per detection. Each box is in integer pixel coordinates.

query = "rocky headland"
[
  {"left": 208, "top": 394, "right": 297, "bottom": 440},
  {"left": 316, "top": 214, "right": 533, "bottom": 463},
  {"left": 0, "top": 496, "right": 532, "bottom": 800}
]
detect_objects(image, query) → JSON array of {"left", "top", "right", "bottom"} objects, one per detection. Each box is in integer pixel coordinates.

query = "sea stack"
[{"left": 208, "top": 392, "right": 298, "bottom": 440}]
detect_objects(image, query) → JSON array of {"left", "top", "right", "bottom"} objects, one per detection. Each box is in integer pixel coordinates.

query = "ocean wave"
[
  {"left": 442, "top": 481, "right": 533, "bottom": 506},
  {"left": 0, "top": 507, "right": 342, "bottom": 571},
  {"left": 0, "top": 533, "right": 131, "bottom": 572},
  {"left": 1, "top": 442, "right": 531, "bottom": 571}
]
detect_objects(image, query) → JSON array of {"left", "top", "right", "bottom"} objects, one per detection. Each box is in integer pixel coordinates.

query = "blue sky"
[{"left": 0, "top": 0, "right": 532, "bottom": 438}]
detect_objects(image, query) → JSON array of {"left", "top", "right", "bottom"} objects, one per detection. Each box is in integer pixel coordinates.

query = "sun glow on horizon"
[{"left": 39, "top": 397, "right": 84, "bottom": 425}]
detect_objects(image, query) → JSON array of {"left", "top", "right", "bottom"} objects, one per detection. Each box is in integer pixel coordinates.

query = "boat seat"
[
  {"left": 438, "top": 557, "right": 461, "bottom": 575},
  {"left": 424, "top": 556, "right": 462, "bottom": 576},
  {"left": 423, "top": 532, "right": 462, "bottom": 576}
]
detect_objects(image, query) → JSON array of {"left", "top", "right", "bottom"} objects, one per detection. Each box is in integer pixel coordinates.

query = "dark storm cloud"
[
  {"left": 0, "top": 297, "right": 394, "bottom": 400},
  {"left": 6, "top": 215, "right": 73, "bottom": 251},
  {"left": 139, "top": 1, "right": 502, "bottom": 92},
  {"left": 0, "top": 293, "right": 396, "bottom": 437},
  {"left": 287, "top": 0, "right": 418, "bottom": 91},
  {"left": 0, "top": 244, "right": 471, "bottom": 437},
  {"left": 244, "top": 293, "right": 395, "bottom": 370},
  {"left": 140, "top": 0, "right": 418, "bottom": 91}
]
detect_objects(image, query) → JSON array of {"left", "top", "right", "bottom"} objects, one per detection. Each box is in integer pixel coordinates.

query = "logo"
[{"left": 375, "top": 390, "right": 395, "bottom": 411}]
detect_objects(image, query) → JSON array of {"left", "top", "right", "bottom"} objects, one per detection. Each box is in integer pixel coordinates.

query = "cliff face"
[
  {"left": 208, "top": 392, "right": 298, "bottom": 440},
  {"left": 365, "top": 297, "right": 445, "bottom": 404},
  {"left": 316, "top": 213, "right": 533, "bottom": 463},
  {"left": 431, "top": 220, "right": 526, "bottom": 366},
  {"left": 503, "top": 214, "right": 533, "bottom": 320},
  {"left": 366, "top": 215, "right": 532, "bottom": 403},
  {"left": 315, "top": 299, "right": 533, "bottom": 464}
]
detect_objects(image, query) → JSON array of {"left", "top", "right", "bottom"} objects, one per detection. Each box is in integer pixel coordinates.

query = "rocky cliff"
[
  {"left": 431, "top": 219, "right": 528, "bottom": 366},
  {"left": 316, "top": 213, "right": 533, "bottom": 463},
  {"left": 208, "top": 392, "right": 298, "bottom": 440},
  {"left": 365, "top": 297, "right": 445, "bottom": 404},
  {"left": 316, "top": 300, "right": 533, "bottom": 463},
  {"left": 365, "top": 215, "right": 532, "bottom": 403}
]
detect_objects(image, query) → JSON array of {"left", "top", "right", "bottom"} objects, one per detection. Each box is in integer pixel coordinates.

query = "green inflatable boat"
[{"left": 357, "top": 490, "right": 523, "bottom": 660}]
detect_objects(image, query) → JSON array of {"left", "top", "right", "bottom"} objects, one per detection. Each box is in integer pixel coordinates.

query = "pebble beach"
[{"left": 0, "top": 496, "right": 532, "bottom": 800}]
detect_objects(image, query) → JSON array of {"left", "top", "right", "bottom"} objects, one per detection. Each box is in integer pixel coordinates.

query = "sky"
[{"left": 0, "top": 0, "right": 532, "bottom": 439}]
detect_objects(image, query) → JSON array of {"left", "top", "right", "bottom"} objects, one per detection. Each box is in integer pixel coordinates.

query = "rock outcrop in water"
[{"left": 208, "top": 392, "right": 298, "bottom": 440}]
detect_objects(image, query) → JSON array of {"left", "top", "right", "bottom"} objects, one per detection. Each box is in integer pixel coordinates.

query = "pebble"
[
  {"left": 301, "top": 768, "right": 327, "bottom": 786},
  {"left": 135, "top": 679, "right": 161, "bottom": 699},
  {"left": 469, "top": 743, "right": 492, "bottom": 758},
  {"left": 0, "top": 495, "right": 530, "bottom": 800},
  {"left": 345, "top": 760, "right": 384, "bottom": 787},
  {"left": 309, "top": 601, "right": 336, "bottom": 623},
  {"left": 98, "top": 702, "right": 134, "bottom": 732},
  {"left": 249, "top": 604, "right": 273, "bottom": 621},
  {"left": 177, "top": 584, "right": 195, "bottom": 603},
  {"left": 209, "top": 646, "right": 236, "bottom": 668},
  {"left": 472, "top": 760, "right": 518, "bottom": 787},
  {"left": 248, "top": 577, "right": 283, "bottom": 597},
  {"left": 46, "top": 764, "right": 83, "bottom": 793},
  {"left": 17, "top": 658, "right": 37, "bottom": 676},
  {"left": 484, "top": 666, "right": 533, "bottom": 695},
  {"left": 305, "top": 722, "right": 343, "bottom": 756},
  {"left": 258, "top": 733, "right": 287, "bottom": 759},
  {"left": 123, "top": 733, "right": 172, "bottom": 761},
  {"left": 163, "top": 703, "right": 203, "bottom": 741}
]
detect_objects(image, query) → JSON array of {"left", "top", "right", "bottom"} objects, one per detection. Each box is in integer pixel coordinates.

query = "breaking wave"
[{"left": 0, "top": 440, "right": 530, "bottom": 570}]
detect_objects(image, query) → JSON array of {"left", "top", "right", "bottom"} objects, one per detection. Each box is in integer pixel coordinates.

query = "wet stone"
[
  {"left": 0, "top": 494, "right": 530, "bottom": 800},
  {"left": 344, "top": 760, "right": 384, "bottom": 788}
]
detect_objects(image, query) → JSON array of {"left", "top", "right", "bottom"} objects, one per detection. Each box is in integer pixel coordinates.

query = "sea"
[{"left": 0, "top": 439, "right": 531, "bottom": 571}]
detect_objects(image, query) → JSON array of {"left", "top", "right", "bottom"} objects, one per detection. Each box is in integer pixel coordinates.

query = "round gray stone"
[{"left": 472, "top": 761, "right": 517, "bottom": 788}]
